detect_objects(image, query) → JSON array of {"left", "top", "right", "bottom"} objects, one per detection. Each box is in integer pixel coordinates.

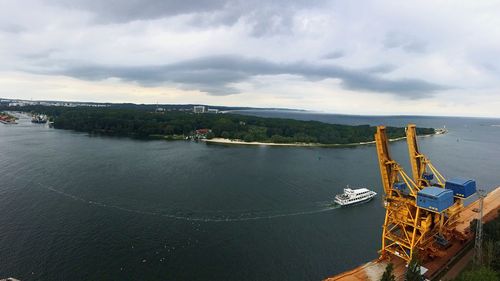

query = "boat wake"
[{"left": 34, "top": 182, "right": 341, "bottom": 223}]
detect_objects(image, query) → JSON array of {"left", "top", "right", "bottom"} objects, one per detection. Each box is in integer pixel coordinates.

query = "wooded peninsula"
[{"left": 4, "top": 105, "right": 436, "bottom": 145}]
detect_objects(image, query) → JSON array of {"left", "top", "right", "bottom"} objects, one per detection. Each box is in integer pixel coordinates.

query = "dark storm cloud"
[{"left": 39, "top": 55, "right": 446, "bottom": 98}]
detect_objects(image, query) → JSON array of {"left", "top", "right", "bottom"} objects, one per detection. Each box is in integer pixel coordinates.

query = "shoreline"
[
  {"left": 202, "top": 132, "right": 441, "bottom": 147},
  {"left": 0, "top": 112, "right": 18, "bottom": 124},
  {"left": 9, "top": 111, "right": 444, "bottom": 147}
]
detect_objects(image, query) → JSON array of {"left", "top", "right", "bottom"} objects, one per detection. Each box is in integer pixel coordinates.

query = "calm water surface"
[{"left": 0, "top": 111, "right": 499, "bottom": 281}]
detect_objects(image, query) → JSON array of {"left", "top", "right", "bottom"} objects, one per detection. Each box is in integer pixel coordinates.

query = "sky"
[{"left": 1, "top": 0, "right": 499, "bottom": 117}]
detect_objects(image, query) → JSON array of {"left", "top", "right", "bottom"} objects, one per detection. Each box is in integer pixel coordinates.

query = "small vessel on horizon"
[
  {"left": 435, "top": 126, "right": 448, "bottom": 135},
  {"left": 31, "top": 114, "right": 48, "bottom": 124},
  {"left": 334, "top": 186, "right": 377, "bottom": 206}
]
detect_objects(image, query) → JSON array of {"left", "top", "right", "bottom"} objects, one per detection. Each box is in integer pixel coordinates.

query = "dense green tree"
[
  {"left": 405, "top": 254, "right": 423, "bottom": 281},
  {"left": 491, "top": 241, "right": 500, "bottom": 272},
  {"left": 456, "top": 211, "right": 500, "bottom": 280},
  {"left": 455, "top": 266, "right": 499, "bottom": 281},
  {"left": 483, "top": 211, "right": 500, "bottom": 272},
  {"left": 3, "top": 105, "right": 436, "bottom": 144},
  {"left": 380, "top": 263, "right": 396, "bottom": 281},
  {"left": 484, "top": 240, "right": 495, "bottom": 269}
]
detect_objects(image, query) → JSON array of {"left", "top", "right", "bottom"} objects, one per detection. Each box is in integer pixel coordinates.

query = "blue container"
[
  {"left": 394, "top": 182, "right": 408, "bottom": 193},
  {"left": 445, "top": 178, "right": 476, "bottom": 198},
  {"left": 417, "top": 187, "right": 454, "bottom": 213}
]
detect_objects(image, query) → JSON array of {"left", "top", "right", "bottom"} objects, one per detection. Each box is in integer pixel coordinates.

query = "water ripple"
[{"left": 35, "top": 181, "right": 340, "bottom": 223}]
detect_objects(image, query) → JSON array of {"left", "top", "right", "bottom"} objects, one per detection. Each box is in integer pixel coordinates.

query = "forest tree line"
[{"left": 4, "top": 105, "right": 435, "bottom": 144}]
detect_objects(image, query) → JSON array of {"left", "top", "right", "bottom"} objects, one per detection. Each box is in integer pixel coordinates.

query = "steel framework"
[
  {"left": 406, "top": 124, "right": 464, "bottom": 239},
  {"left": 473, "top": 189, "right": 486, "bottom": 265},
  {"left": 375, "top": 125, "right": 464, "bottom": 263}
]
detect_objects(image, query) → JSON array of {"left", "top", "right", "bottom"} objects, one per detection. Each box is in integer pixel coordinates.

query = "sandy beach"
[{"left": 201, "top": 134, "right": 438, "bottom": 147}]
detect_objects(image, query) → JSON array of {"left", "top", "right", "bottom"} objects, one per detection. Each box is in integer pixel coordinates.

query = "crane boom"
[
  {"left": 406, "top": 124, "right": 425, "bottom": 183},
  {"left": 406, "top": 124, "right": 446, "bottom": 187},
  {"left": 375, "top": 126, "right": 394, "bottom": 195},
  {"left": 375, "top": 126, "right": 426, "bottom": 262}
]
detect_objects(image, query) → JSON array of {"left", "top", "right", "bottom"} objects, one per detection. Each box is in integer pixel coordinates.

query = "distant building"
[
  {"left": 156, "top": 107, "right": 165, "bottom": 112},
  {"left": 192, "top": 128, "right": 212, "bottom": 139},
  {"left": 207, "top": 108, "right": 219, "bottom": 113},
  {"left": 8, "top": 102, "right": 26, "bottom": 107},
  {"left": 195, "top": 128, "right": 211, "bottom": 135},
  {"left": 193, "top": 105, "right": 206, "bottom": 113}
]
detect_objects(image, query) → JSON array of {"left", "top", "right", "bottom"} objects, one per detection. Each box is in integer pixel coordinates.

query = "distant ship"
[
  {"left": 334, "top": 187, "right": 377, "bottom": 206},
  {"left": 435, "top": 126, "right": 448, "bottom": 135},
  {"left": 31, "top": 114, "right": 48, "bottom": 124}
]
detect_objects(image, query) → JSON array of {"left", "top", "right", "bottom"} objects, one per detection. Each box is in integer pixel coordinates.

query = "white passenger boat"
[{"left": 334, "top": 187, "right": 377, "bottom": 206}]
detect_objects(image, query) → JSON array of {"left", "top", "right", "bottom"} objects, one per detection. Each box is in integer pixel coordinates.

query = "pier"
[{"left": 324, "top": 186, "right": 500, "bottom": 281}]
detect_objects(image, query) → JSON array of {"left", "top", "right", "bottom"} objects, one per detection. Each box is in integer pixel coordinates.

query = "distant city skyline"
[{"left": 1, "top": 0, "right": 500, "bottom": 117}]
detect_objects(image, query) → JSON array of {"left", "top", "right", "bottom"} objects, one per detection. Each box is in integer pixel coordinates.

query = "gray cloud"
[
  {"left": 362, "top": 64, "right": 396, "bottom": 74},
  {"left": 0, "top": 23, "right": 25, "bottom": 33},
  {"left": 47, "top": 0, "right": 230, "bottom": 23},
  {"left": 32, "top": 55, "right": 446, "bottom": 98},
  {"left": 384, "top": 32, "right": 427, "bottom": 53},
  {"left": 322, "top": 51, "right": 345, "bottom": 60},
  {"left": 4, "top": 0, "right": 499, "bottom": 116},
  {"left": 47, "top": 0, "right": 325, "bottom": 37}
]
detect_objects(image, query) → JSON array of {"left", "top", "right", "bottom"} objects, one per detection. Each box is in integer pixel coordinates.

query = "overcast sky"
[{"left": 1, "top": 0, "right": 499, "bottom": 116}]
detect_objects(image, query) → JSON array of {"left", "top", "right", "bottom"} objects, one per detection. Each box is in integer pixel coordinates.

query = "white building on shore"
[{"left": 193, "top": 105, "right": 206, "bottom": 113}]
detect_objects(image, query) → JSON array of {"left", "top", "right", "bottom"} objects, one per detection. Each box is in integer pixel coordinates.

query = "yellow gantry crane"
[
  {"left": 406, "top": 124, "right": 464, "bottom": 237},
  {"left": 375, "top": 124, "right": 470, "bottom": 263},
  {"left": 375, "top": 126, "right": 426, "bottom": 262}
]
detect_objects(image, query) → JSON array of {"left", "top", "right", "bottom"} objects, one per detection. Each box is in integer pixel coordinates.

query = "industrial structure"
[
  {"left": 473, "top": 189, "right": 486, "bottom": 265},
  {"left": 375, "top": 124, "right": 475, "bottom": 263},
  {"left": 325, "top": 123, "right": 500, "bottom": 281}
]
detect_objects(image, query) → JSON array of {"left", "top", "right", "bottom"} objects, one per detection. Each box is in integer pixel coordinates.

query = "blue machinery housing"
[
  {"left": 394, "top": 182, "right": 409, "bottom": 194},
  {"left": 445, "top": 178, "right": 476, "bottom": 198},
  {"left": 394, "top": 177, "right": 477, "bottom": 213},
  {"left": 417, "top": 187, "right": 454, "bottom": 213}
]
